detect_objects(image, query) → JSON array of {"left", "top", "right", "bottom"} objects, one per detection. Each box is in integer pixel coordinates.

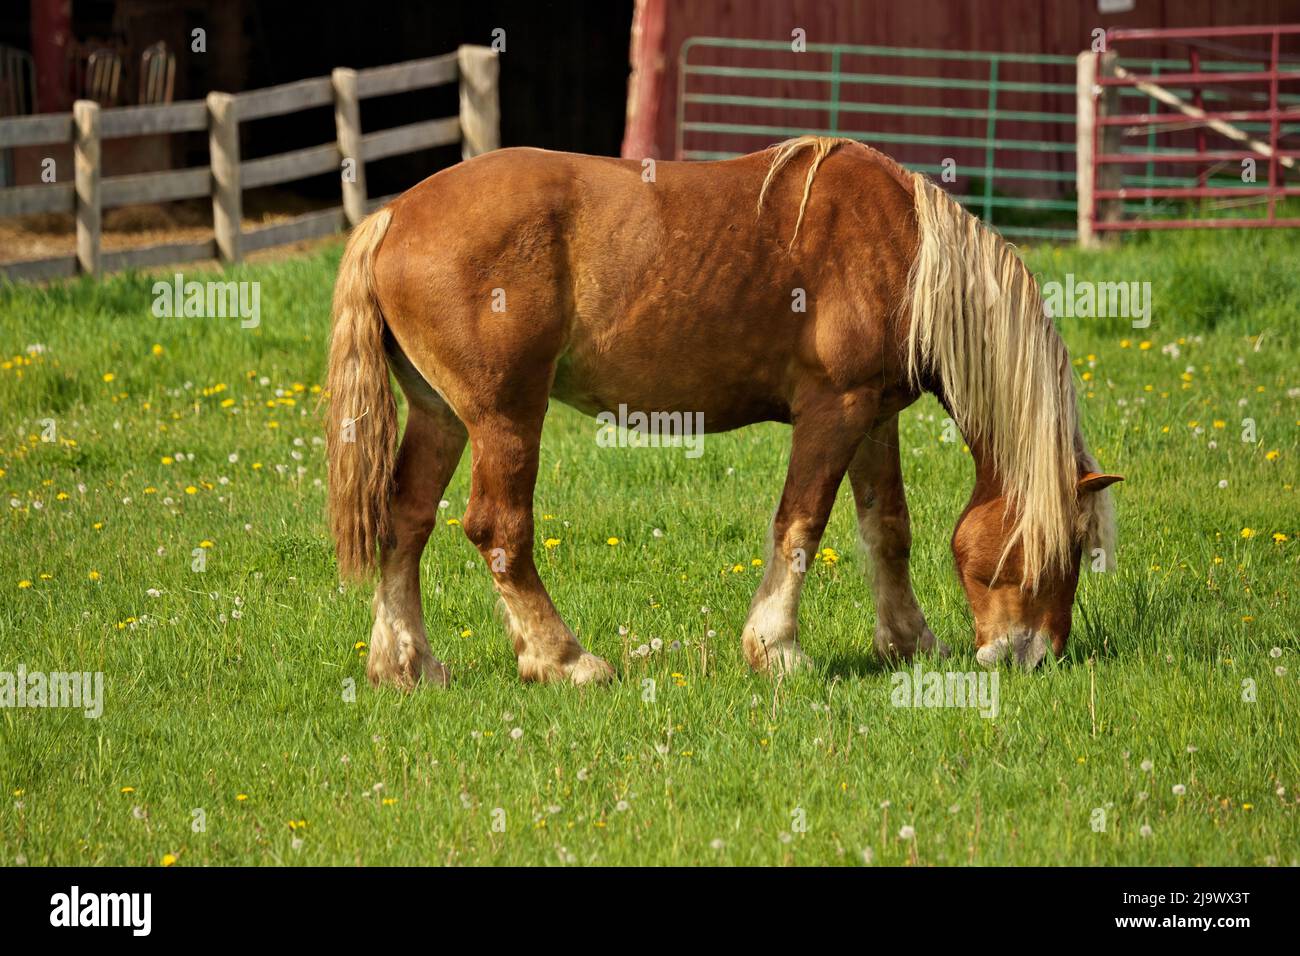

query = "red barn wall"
[{"left": 625, "top": 0, "right": 1300, "bottom": 178}]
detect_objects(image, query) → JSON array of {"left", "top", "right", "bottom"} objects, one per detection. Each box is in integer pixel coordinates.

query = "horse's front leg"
[
  {"left": 847, "top": 414, "right": 948, "bottom": 661},
  {"left": 741, "top": 390, "right": 875, "bottom": 674}
]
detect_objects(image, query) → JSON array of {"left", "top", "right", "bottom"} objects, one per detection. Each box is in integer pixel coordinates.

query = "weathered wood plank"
[
  {"left": 360, "top": 117, "right": 460, "bottom": 162},
  {"left": 356, "top": 53, "right": 458, "bottom": 98},
  {"left": 333, "top": 68, "right": 367, "bottom": 226},
  {"left": 0, "top": 183, "right": 74, "bottom": 217},
  {"left": 0, "top": 113, "right": 73, "bottom": 149},
  {"left": 100, "top": 100, "right": 208, "bottom": 138},
  {"left": 101, "top": 239, "right": 217, "bottom": 272},
  {"left": 236, "top": 77, "right": 333, "bottom": 122},
  {"left": 102, "top": 167, "right": 210, "bottom": 208},
  {"left": 0, "top": 255, "right": 78, "bottom": 282},
  {"left": 240, "top": 143, "right": 339, "bottom": 190},
  {"left": 240, "top": 207, "right": 345, "bottom": 253},
  {"left": 207, "top": 92, "right": 242, "bottom": 263},
  {"left": 74, "top": 101, "right": 101, "bottom": 276},
  {"left": 457, "top": 46, "right": 500, "bottom": 160}
]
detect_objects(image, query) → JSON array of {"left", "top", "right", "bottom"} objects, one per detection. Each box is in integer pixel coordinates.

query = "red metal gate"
[{"left": 1089, "top": 24, "right": 1300, "bottom": 233}]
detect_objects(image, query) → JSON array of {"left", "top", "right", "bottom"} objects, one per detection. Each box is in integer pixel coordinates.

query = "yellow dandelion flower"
[
  {"left": 199, "top": 540, "right": 213, "bottom": 548},
  {"left": 607, "top": 537, "right": 620, "bottom": 546},
  {"left": 1241, "top": 528, "right": 1256, "bottom": 539},
  {"left": 544, "top": 537, "right": 561, "bottom": 549},
  {"left": 120, "top": 786, "right": 135, "bottom": 794},
  {"left": 1265, "top": 449, "right": 1280, "bottom": 461},
  {"left": 101, "top": 372, "right": 115, "bottom": 383},
  {"left": 446, "top": 517, "right": 460, "bottom": 526},
  {"left": 161, "top": 853, "right": 177, "bottom": 867},
  {"left": 18, "top": 580, "right": 32, "bottom": 589},
  {"left": 160, "top": 456, "right": 174, "bottom": 465},
  {"left": 185, "top": 486, "right": 197, "bottom": 495},
  {"left": 151, "top": 344, "right": 164, "bottom": 356},
  {"left": 1138, "top": 341, "right": 1152, "bottom": 350},
  {"left": 1120, "top": 339, "right": 1131, "bottom": 348},
  {"left": 1272, "top": 533, "right": 1288, "bottom": 543},
  {"left": 88, "top": 570, "right": 101, "bottom": 581},
  {"left": 751, "top": 558, "right": 763, "bottom": 567},
  {"left": 236, "top": 794, "right": 248, "bottom": 801}
]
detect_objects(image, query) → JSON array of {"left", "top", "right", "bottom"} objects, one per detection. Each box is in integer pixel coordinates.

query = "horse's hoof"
[
  {"left": 917, "top": 626, "right": 952, "bottom": 658},
  {"left": 976, "top": 631, "right": 1047, "bottom": 670},
  {"left": 568, "top": 652, "right": 616, "bottom": 685},
  {"left": 744, "top": 633, "right": 813, "bottom": 675},
  {"left": 975, "top": 637, "right": 1009, "bottom": 668},
  {"left": 368, "top": 650, "right": 450, "bottom": 690}
]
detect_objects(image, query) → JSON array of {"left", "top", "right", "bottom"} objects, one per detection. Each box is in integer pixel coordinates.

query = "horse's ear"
[{"left": 1078, "top": 472, "right": 1123, "bottom": 494}]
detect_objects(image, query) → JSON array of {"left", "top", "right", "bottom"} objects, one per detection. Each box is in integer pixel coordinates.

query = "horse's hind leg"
[
  {"left": 367, "top": 397, "right": 467, "bottom": 689},
  {"left": 461, "top": 407, "right": 614, "bottom": 685},
  {"left": 847, "top": 414, "right": 948, "bottom": 661}
]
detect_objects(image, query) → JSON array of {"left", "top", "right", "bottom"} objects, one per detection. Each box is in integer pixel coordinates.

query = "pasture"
[{"left": 1, "top": 227, "right": 1296, "bottom": 866}]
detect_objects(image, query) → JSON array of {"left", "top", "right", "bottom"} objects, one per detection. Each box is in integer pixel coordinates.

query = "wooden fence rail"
[{"left": 0, "top": 45, "right": 499, "bottom": 282}]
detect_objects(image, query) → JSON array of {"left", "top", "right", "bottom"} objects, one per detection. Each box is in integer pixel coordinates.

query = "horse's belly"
[{"left": 550, "top": 347, "right": 790, "bottom": 432}]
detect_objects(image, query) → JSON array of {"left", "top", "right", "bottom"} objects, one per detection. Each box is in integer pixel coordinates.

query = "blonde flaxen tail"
[
  {"left": 905, "top": 173, "right": 1113, "bottom": 586},
  {"left": 326, "top": 207, "right": 397, "bottom": 580}
]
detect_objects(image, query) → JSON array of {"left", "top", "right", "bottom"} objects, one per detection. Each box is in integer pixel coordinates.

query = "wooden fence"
[{"left": 0, "top": 45, "right": 499, "bottom": 282}]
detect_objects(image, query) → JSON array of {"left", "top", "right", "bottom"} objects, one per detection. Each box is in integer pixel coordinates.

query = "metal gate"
[{"left": 1088, "top": 25, "right": 1300, "bottom": 235}]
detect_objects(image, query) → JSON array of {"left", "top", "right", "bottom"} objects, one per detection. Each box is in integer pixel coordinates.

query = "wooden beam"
[
  {"left": 73, "top": 101, "right": 102, "bottom": 276},
  {"left": 457, "top": 46, "right": 500, "bottom": 160},
  {"left": 240, "top": 143, "right": 339, "bottom": 190},
  {"left": 356, "top": 53, "right": 458, "bottom": 98},
  {"left": 236, "top": 77, "right": 333, "bottom": 122},
  {"left": 1076, "top": 52, "right": 1097, "bottom": 248},
  {"left": 207, "top": 92, "right": 243, "bottom": 264},
  {"left": 103, "top": 167, "right": 210, "bottom": 208},
  {"left": 100, "top": 101, "right": 208, "bottom": 138},
  {"left": 360, "top": 118, "right": 460, "bottom": 162},
  {"left": 0, "top": 113, "right": 73, "bottom": 149},
  {"left": 0, "top": 183, "right": 74, "bottom": 217},
  {"left": 332, "top": 68, "right": 368, "bottom": 227}
]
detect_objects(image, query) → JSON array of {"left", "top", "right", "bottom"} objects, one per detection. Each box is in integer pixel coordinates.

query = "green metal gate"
[{"left": 676, "top": 37, "right": 1297, "bottom": 242}]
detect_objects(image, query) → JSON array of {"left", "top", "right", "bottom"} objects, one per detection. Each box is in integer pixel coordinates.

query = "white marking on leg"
[{"left": 743, "top": 527, "right": 812, "bottom": 672}]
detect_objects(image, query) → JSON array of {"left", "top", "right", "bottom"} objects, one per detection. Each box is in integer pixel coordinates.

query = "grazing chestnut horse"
[{"left": 326, "top": 136, "right": 1120, "bottom": 689}]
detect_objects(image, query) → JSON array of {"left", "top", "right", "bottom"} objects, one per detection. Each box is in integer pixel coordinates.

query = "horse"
[{"left": 325, "top": 135, "right": 1121, "bottom": 689}]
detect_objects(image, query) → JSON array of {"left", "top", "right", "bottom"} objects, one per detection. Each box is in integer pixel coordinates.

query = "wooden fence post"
[
  {"left": 1095, "top": 51, "right": 1122, "bottom": 243},
  {"left": 332, "top": 67, "right": 367, "bottom": 226},
  {"left": 207, "top": 91, "right": 242, "bottom": 263},
  {"left": 73, "top": 100, "right": 101, "bottom": 275},
  {"left": 457, "top": 45, "right": 500, "bottom": 160},
  {"left": 1075, "top": 52, "right": 1097, "bottom": 248}
]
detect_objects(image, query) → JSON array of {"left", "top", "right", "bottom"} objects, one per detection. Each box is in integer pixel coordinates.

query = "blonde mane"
[
  {"left": 757, "top": 135, "right": 854, "bottom": 248},
  {"left": 906, "top": 173, "right": 1114, "bottom": 586},
  {"left": 756, "top": 137, "right": 1114, "bottom": 587}
]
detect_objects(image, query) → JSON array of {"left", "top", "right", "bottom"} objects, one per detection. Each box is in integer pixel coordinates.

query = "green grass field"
[{"left": 1, "top": 226, "right": 1296, "bottom": 866}]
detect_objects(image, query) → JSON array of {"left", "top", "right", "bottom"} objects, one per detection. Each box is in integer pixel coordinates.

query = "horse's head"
[{"left": 952, "top": 470, "right": 1122, "bottom": 669}]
